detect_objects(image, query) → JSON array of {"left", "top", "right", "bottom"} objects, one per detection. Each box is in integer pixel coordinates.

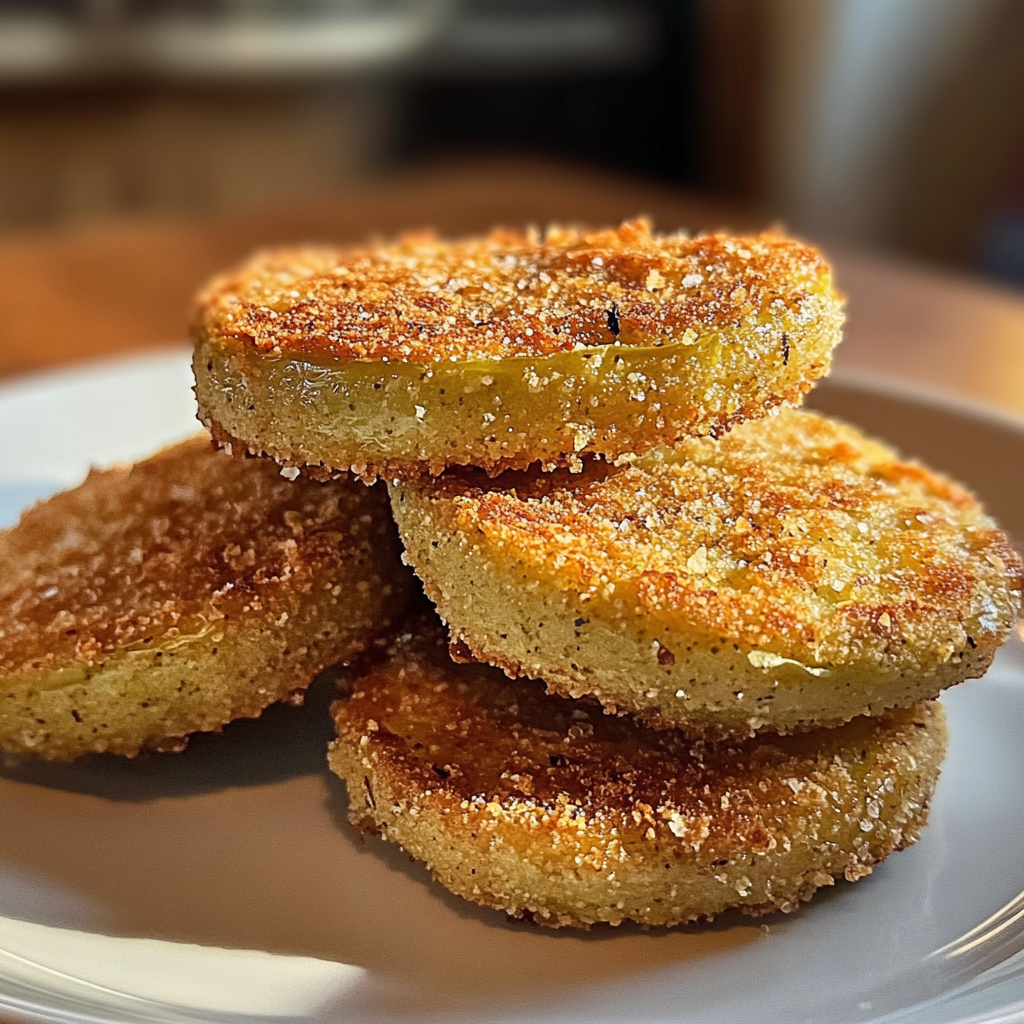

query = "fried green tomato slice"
[
  {"left": 192, "top": 221, "right": 843, "bottom": 480},
  {"left": 329, "top": 614, "right": 947, "bottom": 929},
  {"left": 391, "top": 409, "right": 1023, "bottom": 738},
  {"left": 0, "top": 435, "right": 411, "bottom": 760}
]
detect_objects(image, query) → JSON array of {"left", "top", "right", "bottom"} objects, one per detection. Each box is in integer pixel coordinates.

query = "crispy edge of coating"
[
  {"left": 328, "top": 619, "right": 947, "bottom": 929},
  {"left": 0, "top": 437, "right": 412, "bottom": 760},
  {"left": 198, "top": 387, "right": 812, "bottom": 484},
  {"left": 396, "top": 531, "right": 988, "bottom": 740},
  {"left": 193, "top": 330, "right": 838, "bottom": 483}
]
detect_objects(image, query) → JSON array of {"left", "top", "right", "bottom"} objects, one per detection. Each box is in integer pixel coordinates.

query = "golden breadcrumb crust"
[
  {"left": 194, "top": 221, "right": 838, "bottom": 364},
  {"left": 329, "top": 614, "right": 947, "bottom": 929},
  {"left": 0, "top": 435, "right": 411, "bottom": 760},
  {"left": 192, "top": 221, "right": 843, "bottom": 479},
  {"left": 391, "top": 409, "right": 1022, "bottom": 737}
]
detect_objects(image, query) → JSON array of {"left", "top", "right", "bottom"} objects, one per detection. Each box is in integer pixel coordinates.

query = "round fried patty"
[
  {"left": 0, "top": 435, "right": 411, "bottom": 760},
  {"left": 193, "top": 221, "right": 842, "bottom": 480},
  {"left": 391, "top": 409, "right": 1022, "bottom": 738},
  {"left": 329, "top": 614, "right": 947, "bottom": 928}
]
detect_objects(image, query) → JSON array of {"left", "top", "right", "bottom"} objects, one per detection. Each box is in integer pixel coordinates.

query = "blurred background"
[{"left": 1, "top": 0, "right": 1023, "bottom": 284}]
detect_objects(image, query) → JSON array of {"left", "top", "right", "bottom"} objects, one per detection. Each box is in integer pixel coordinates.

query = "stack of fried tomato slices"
[{"left": 3, "top": 221, "right": 1020, "bottom": 929}]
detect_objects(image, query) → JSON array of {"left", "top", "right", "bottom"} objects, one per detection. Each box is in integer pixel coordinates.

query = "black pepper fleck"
[{"left": 607, "top": 303, "right": 621, "bottom": 336}]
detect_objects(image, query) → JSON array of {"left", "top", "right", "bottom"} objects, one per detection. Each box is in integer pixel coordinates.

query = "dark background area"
[
  {"left": 394, "top": 1, "right": 700, "bottom": 185},
  {"left": 1, "top": 0, "right": 1023, "bottom": 285}
]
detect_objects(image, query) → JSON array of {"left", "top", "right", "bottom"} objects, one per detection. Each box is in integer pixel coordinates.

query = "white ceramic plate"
[{"left": 0, "top": 351, "right": 1022, "bottom": 1024}]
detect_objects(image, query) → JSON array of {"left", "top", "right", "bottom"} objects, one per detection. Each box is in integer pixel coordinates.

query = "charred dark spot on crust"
[
  {"left": 657, "top": 645, "right": 676, "bottom": 666},
  {"left": 432, "top": 765, "right": 451, "bottom": 779},
  {"left": 607, "top": 303, "right": 621, "bottom": 336},
  {"left": 363, "top": 775, "right": 376, "bottom": 809},
  {"left": 548, "top": 753, "right": 571, "bottom": 767},
  {"left": 781, "top": 333, "right": 790, "bottom": 366}
]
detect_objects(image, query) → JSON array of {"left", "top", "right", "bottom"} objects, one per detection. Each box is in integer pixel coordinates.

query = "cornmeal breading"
[
  {"left": 329, "top": 613, "right": 947, "bottom": 929},
  {"left": 391, "top": 409, "right": 1022, "bottom": 738},
  {"left": 193, "top": 221, "right": 842, "bottom": 480},
  {"left": 0, "top": 435, "right": 411, "bottom": 760}
]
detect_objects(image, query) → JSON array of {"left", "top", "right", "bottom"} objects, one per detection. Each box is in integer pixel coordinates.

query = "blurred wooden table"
[{"left": 2, "top": 158, "right": 1023, "bottom": 419}]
